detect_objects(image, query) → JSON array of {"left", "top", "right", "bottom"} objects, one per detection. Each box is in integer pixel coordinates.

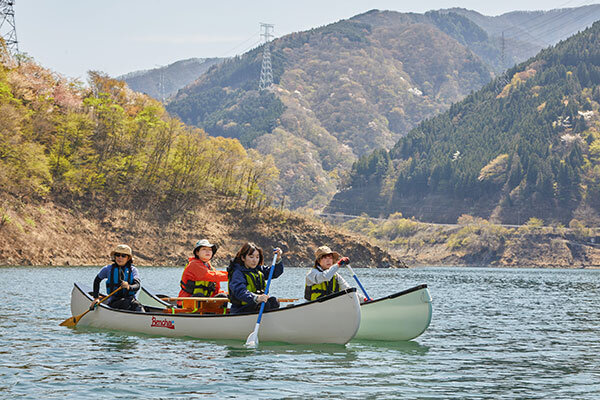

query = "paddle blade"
[
  {"left": 245, "top": 323, "right": 260, "bottom": 347},
  {"left": 59, "top": 309, "right": 89, "bottom": 327},
  {"left": 59, "top": 314, "right": 80, "bottom": 327}
]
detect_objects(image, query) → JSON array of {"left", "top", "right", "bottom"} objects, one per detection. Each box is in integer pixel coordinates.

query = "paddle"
[
  {"left": 245, "top": 249, "right": 278, "bottom": 347},
  {"left": 343, "top": 262, "right": 372, "bottom": 302},
  {"left": 59, "top": 286, "right": 122, "bottom": 327}
]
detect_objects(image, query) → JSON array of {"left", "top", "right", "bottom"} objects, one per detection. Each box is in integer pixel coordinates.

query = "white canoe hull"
[
  {"left": 69, "top": 284, "right": 361, "bottom": 345},
  {"left": 354, "top": 284, "right": 432, "bottom": 341}
]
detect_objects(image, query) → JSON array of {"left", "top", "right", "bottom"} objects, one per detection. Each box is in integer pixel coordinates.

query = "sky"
[{"left": 11, "top": 0, "right": 600, "bottom": 81}]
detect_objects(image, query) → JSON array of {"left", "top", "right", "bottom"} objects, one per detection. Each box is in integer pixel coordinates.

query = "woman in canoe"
[
  {"left": 179, "top": 239, "right": 228, "bottom": 305},
  {"left": 305, "top": 245, "right": 350, "bottom": 301},
  {"left": 227, "top": 242, "right": 283, "bottom": 314},
  {"left": 91, "top": 244, "right": 144, "bottom": 311}
]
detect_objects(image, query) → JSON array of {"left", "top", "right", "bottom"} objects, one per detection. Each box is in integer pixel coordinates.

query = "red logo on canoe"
[{"left": 151, "top": 316, "right": 175, "bottom": 330}]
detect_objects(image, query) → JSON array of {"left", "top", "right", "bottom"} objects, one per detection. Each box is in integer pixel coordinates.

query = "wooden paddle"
[
  {"left": 59, "top": 286, "right": 122, "bottom": 327},
  {"left": 245, "top": 250, "right": 278, "bottom": 347}
]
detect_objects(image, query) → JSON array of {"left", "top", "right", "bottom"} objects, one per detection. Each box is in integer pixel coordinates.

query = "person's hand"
[
  {"left": 120, "top": 281, "right": 130, "bottom": 290},
  {"left": 256, "top": 294, "right": 269, "bottom": 303},
  {"left": 273, "top": 247, "right": 283, "bottom": 263},
  {"left": 89, "top": 298, "right": 100, "bottom": 310},
  {"left": 338, "top": 257, "right": 350, "bottom": 266}
]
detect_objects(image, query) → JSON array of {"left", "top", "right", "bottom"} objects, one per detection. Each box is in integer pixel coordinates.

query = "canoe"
[
  {"left": 354, "top": 284, "right": 432, "bottom": 341},
  {"left": 67, "top": 283, "right": 361, "bottom": 345}
]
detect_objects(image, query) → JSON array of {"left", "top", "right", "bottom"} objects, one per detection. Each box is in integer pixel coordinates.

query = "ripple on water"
[{"left": 1, "top": 266, "right": 600, "bottom": 399}]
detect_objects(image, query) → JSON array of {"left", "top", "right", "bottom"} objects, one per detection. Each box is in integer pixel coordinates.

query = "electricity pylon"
[
  {"left": 259, "top": 23, "right": 274, "bottom": 91},
  {"left": 0, "top": 0, "right": 18, "bottom": 55}
]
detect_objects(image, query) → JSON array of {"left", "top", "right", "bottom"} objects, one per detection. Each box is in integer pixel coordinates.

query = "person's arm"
[
  {"left": 306, "top": 264, "right": 340, "bottom": 285},
  {"left": 92, "top": 265, "right": 110, "bottom": 298},
  {"left": 128, "top": 266, "right": 141, "bottom": 292},
  {"left": 92, "top": 275, "right": 102, "bottom": 299},
  {"left": 189, "top": 261, "right": 229, "bottom": 282},
  {"left": 270, "top": 261, "right": 284, "bottom": 279}
]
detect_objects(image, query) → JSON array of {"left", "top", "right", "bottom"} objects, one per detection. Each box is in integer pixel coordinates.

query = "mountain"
[
  {"left": 328, "top": 20, "right": 600, "bottom": 225},
  {"left": 118, "top": 57, "right": 225, "bottom": 101},
  {"left": 165, "top": 7, "right": 600, "bottom": 211},
  {"left": 442, "top": 5, "right": 600, "bottom": 71},
  {"left": 166, "top": 10, "right": 496, "bottom": 209}
]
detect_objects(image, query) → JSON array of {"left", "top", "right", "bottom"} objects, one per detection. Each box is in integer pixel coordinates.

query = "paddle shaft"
[
  {"left": 346, "top": 264, "right": 372, "bottom": 301},
  {"left": 256, "top": 252, "right": 278, "bottom": 325},
  {"left": 59, "top": 286, "right": 123, "bottom": 326},
  {"left": 245, "top": 250, "right": 279, "bottom": 346}
]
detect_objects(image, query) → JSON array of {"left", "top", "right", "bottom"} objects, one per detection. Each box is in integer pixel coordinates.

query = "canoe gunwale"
[
  {"left": 362, "top": 284, "right": 428, "bottom": 305},
  {"left": 73, "top": 283, "right": 358, "bottom": 318}
]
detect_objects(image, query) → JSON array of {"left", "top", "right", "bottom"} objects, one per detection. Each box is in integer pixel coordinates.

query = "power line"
[{"left": 219, "top": 31, "right": 261, "bottom": 58}]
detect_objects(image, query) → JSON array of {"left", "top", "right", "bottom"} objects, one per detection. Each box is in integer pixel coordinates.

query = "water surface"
[{"left": 1, "top": 266, "right": 599, "bottom": 399}]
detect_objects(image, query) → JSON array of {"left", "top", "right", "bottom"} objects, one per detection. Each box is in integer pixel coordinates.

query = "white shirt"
[{"left": 305, "top": 264, "right": 350, "bottom": 290}]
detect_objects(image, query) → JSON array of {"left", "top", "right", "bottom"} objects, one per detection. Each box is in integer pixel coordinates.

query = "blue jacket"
[{"left": 228, "top": 260, "right": 283, "bottom": 313}]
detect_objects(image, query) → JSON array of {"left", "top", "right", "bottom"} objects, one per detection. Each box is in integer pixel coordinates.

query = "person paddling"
[
  {"left": 228, "top": 243, "right": 283, "bottom": 314},
  {"left": 91, "top": 244, "right": 144, "bottom": 312},
  {"left": 305, "top": 245, "right": 351, "bottom": 301}
]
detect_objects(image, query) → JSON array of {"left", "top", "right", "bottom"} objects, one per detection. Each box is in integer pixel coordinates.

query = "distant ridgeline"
[
  {"left": 117, "top": 58, "right": 225, "bottom": 101},
  {"left": 165, "top": 7, "right": 600, "bottom": 210},
  {"left": 328, "top": 21, "right": 600, "bottom": 225}
]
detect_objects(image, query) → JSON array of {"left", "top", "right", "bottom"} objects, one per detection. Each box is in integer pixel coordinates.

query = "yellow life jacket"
[{"left": 304, "top": 273, "right": 340, "bottom": 301}]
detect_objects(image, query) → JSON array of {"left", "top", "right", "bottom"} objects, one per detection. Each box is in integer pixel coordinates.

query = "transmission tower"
[
  {"left": 0, "top": 0, "right": 18, "bottom": 55},
  {"left": 259, "top": 23, "right": 274, "bottom": 91}
]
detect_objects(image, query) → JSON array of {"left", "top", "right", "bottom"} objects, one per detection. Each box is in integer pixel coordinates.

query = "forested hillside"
[
  {"left": 167, "top": 10, "right": 497, "bottom": 209},
  {"left": 329, "top": 21, "right": 600, "bottom": 226},
  {"left": 0, "top": 50, "right": 398, "bottom": 268},
  {"left": 0, "top": 53, "right": 278, "bottom": 219},
  {"left": 165, "top": 8, "right": 600, "bottom": 211}
]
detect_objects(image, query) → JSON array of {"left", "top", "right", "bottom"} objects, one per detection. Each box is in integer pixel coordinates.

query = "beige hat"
[
  {"left": 193, "top": 239, "right": 218, "bottom": 258},
  {"left": 110, "top": 244, "right": 133, "bottom": 259},
  {"left": 314, "top": 245, "right": 340, "bottom": 264}
]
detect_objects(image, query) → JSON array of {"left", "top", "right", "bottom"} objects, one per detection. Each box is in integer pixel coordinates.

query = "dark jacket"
[{"left": 227, "top": 260, "right": 283, "bottom": 314}]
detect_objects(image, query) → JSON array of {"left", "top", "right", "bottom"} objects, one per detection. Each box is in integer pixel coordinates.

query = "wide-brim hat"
[
  {"left": 110, "top": 244, "right": 133, "bottom": 260},
  {"left": 314, "top": 245, "right": 340, "bottom": 264},
  {"left": 194, "top": 239, "right": 218, "bottom": 257}
]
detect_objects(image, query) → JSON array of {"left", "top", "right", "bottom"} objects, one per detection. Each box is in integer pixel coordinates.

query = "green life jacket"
[
  {"left": 304, "top": 271, "right": 340, "bottom": 301},
  {"left": 228, "top": 268, "right": 266, "bottom": 306}
]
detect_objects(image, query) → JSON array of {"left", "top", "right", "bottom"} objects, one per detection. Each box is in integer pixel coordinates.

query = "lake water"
[{"left": 0, "top": 266, "right": 599, "bottom": 399}]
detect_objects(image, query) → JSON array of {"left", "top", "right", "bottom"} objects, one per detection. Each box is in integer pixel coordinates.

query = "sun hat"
[
  {"left": 193, "top": 239, "right": 218, "bottom": 258},
  {"left": 110, "top": 244, "right": 133, "bottom": 259},
  {"left": 314, "top": 245, "right": 340, "bottom": 264}
]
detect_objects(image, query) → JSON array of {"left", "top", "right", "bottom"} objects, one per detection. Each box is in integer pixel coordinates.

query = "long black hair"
[{"left": 228, "top": 242, "right": 264, "bottom": 272}]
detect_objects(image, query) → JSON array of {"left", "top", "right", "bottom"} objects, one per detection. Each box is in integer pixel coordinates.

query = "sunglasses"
[{"left": 114, "top": 253, "right": 129, "bottom": 258}]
